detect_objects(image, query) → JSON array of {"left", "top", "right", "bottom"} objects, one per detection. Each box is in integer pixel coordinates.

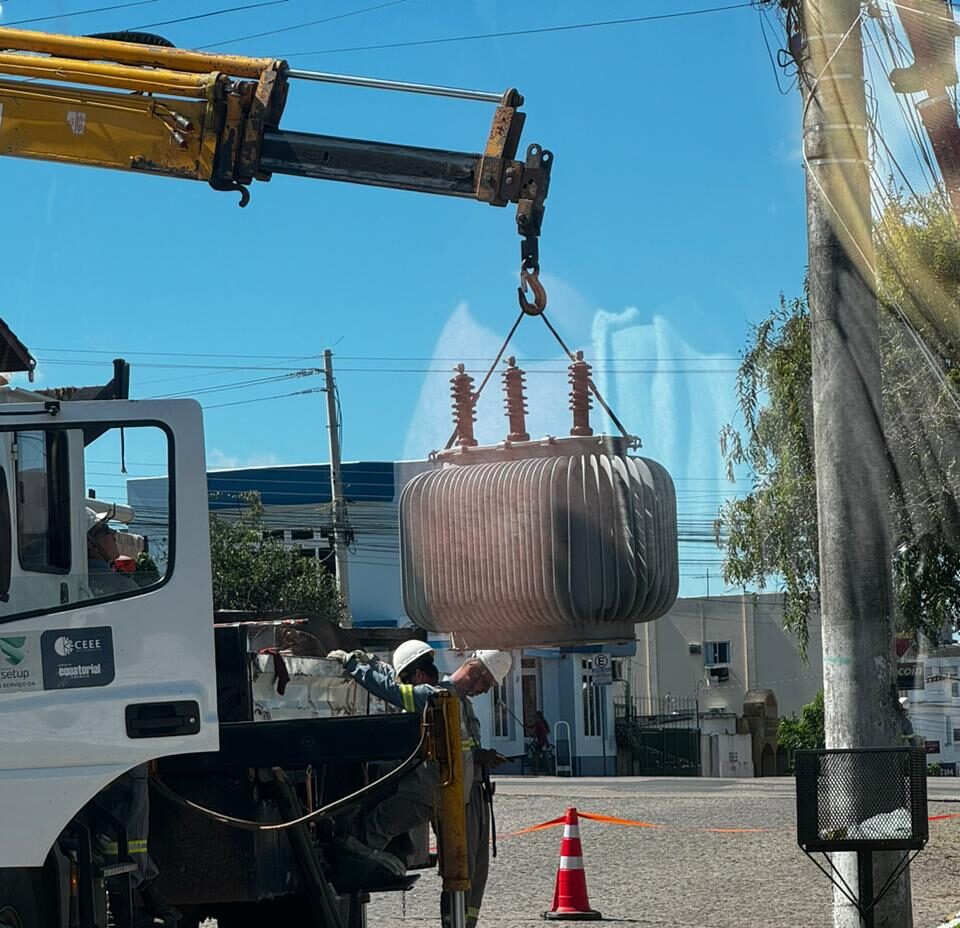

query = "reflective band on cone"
[{"left": 544, "top": 807, "right": 602, "bottom": 921}]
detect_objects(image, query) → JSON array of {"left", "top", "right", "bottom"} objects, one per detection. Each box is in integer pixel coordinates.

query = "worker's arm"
[{"left": 343, "top": 655, "right": 437, "bottom": 714}]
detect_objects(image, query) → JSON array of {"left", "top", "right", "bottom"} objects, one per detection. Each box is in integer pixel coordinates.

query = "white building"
[
  {"left": 900, "top": 644, "right": 960, "bottom": 775},
  {"left": 627, "top": 593, "right": 823, "bottom": 718},
  {"left": 622, "top": 593, "right": 823, "bottom": 777}
]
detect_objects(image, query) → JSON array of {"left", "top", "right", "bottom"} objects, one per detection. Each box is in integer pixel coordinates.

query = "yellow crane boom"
[{"left": 0, "top": 26, "right": 551, "bottom": 278}]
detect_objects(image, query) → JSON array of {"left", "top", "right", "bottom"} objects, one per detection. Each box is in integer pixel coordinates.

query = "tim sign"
[{"left": 897, "top": 661, "right": 925, "bottom": 691}]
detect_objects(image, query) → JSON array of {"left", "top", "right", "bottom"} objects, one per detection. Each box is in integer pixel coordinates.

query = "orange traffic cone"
[{"left": 544, "top": 807, "right": 602, "bottom": 921}]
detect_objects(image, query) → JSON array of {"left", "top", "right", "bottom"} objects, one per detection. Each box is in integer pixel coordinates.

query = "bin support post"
[{"left": 858, "top": 850, "right": 875, "bottom": 928}]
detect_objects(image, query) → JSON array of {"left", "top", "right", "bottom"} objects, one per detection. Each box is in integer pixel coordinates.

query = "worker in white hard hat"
[
  {"left": 362, "top": 640, "right": 442, "bottom": 854},
  {"left": 328, "top": 646, "right": 512, "bottom": 928}
]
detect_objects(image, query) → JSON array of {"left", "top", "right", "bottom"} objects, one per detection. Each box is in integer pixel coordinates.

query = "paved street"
[{"left": 367, "top": 776, "right": 960, "bottom": 928}]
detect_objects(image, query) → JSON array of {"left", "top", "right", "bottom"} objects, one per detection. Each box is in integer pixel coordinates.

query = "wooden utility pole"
[
  {"left": 801, "top": 2, "right": 913, "bottom": 926},
  {"left": 323, "top": 349, "right": 352, "bottom": 626}
]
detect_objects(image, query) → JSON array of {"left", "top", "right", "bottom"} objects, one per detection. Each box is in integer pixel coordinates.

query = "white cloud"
[
  {"left": 402, "top": 288, "right": 739, "bottom": 476},
  {"left": 207, "top": 449, "right": 280, "bottom": 470}
]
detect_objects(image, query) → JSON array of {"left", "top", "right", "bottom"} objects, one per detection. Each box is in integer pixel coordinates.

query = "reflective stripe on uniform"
[
  {"left": 399, "top": 683, "right": 416, "bottom": 713},
  {"left": 467, "top": 907, "right": 481, "bottom": 917},
  {"left": 103, "top": 840, "right": 148, "bottom": 855},
  {"left": 462, "top": 738, "right": 477, "bottom": 750}
]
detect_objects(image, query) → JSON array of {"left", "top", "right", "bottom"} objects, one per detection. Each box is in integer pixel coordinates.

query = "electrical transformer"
[{"left": 399, "top": 358, "right": 679, "bottom": 648}]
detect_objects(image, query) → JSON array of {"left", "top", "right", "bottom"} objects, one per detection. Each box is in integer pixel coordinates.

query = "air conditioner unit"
[
  {"left": 708, "top": 666, "right": 730, "bottom": 682},
  {"left": 688, "top": 643, "right": 702, "bottom": 655}
]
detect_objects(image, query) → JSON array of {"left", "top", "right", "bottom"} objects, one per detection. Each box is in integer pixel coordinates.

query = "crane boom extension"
[{"left": 0, "top": 26, "right": 551, "bottom": 258}]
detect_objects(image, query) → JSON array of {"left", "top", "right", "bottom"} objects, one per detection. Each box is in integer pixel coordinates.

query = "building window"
[
  {"left": 704, "top": 641, "right": 731, "bottom": 666},
  {"left": 291, "top": 528, "right": 314, "bottom": 541},
  {"left": 953, "top": 728, "right": 960, "bottom": 743},
  {"left": 952, "top": 682, "right": 959, "bottom": 698},
  {"left": 492, "top": 674, "right": 513, "bottom": 739},
  {"left": 581, "top": 659, "right": 602, "bottom": 737}
]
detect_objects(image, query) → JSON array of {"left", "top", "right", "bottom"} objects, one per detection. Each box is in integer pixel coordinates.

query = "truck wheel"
[{"left": 0, "top": 870, "right": 45, "bottom": 928}]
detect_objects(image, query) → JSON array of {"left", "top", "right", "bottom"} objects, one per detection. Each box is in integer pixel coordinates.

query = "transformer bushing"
[
  {"left": 450, "top": 363, "right": 478, "bottom": 448},
  {"left": 568, "top": 350, "right": 593, "bottom": 437},
  {"left": 502, "top": 356, "right": 530, "bottom": 442}
]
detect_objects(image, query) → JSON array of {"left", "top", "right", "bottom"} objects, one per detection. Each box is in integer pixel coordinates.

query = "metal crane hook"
[{"left": 518, "top": 267, "right": 547, "bottom": 316}]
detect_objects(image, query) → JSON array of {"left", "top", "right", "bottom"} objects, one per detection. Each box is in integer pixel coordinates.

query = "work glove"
[{"left": 326, "top": 649, "right": 375, "bottom": 667}]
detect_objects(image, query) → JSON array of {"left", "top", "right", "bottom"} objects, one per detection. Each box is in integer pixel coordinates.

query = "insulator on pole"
[
  {"left": 502, "top": 356, "right": 530, "bottom": 442},
  {"left": 568, "top": 350, "right": 593, "bottom": 437},
  {"left": 451, "top": 363, "right": 478, "bottom": 448}
]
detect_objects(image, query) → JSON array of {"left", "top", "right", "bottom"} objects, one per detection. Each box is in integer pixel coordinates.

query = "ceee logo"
[{"left": 53, "top": 637, "right": 103, "bottom": 657}]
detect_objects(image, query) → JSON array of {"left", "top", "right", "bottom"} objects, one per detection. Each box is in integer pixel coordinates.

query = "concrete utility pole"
[
  {"left": 800, "top": 2, "right": 912, "bottom": 926},
  {"left": 323, "top": 349, "right": 352, "bottom": 626}
]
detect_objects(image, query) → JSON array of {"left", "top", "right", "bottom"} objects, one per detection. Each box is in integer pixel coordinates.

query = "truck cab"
[
  {"left": 0, "top": 389, "right": 220, "bottom": 872},
  {"left": 0, "top": 382, "right": 445, "bottom": 928}
]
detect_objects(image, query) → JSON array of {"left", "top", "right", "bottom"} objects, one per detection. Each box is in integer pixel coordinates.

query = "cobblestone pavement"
[{"left": 366, "top": 776, "right": 960, "bottom": 928}]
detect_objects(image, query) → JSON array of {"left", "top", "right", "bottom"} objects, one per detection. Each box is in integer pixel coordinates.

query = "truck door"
[{"left": 0, "top": 398, "right": 219, "bottom": 869}]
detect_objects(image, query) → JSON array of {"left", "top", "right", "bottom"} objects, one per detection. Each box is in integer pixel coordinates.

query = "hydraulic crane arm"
[{"left": 0, "top": 27, "right": 551, "bottom": 280}]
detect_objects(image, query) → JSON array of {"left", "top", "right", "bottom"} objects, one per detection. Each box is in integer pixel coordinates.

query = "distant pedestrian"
[{"left": 532, "top": 711, "right": 551, "bottom": 774}]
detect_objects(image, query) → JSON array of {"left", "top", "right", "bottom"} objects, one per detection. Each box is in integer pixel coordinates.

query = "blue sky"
[{"left": 2, "top": 0, "right": 811, "bottom": 593}]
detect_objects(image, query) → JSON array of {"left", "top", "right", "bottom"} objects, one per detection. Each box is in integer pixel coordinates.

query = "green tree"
[
  {"left": 716, "top": 294, "right": 819, "bottom": 653},
  {"left": 715, "top": 191, "right": 960, "bottom": 649},
  {"left": 778, "top": 690, "right": 825, "bottom": 753},
  {"left": 209, "top": 492, "right": 343, "bottom": 620}
]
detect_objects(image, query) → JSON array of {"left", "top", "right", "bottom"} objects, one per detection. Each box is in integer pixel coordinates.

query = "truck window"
[
  {"left": 16, "top": 430, "right": 70, "bottom": 573},
  {"left": 2, "top": 424, "right": 173, "bottom": 622},
  {"left": 82, "top": 425, "right": 172, "bottom": 604}
]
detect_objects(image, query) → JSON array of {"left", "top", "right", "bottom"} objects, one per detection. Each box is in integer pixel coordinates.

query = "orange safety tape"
[
  {"left": 495, "top": 808, "right": 960, "bottom": 843},
  {"left": 504, "top": 815, "right": 567, "bottom": 837},
  {"left": 577, "top": 812, "right": 659, "bottom": 829}
]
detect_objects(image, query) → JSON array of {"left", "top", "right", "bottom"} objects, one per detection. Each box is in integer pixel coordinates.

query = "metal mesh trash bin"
[
  {"left": 795, "top": 747, "right": 928, "bottom": 928},
  {"left": 795, "top": 747, "right": 928, "bottom": 853}
]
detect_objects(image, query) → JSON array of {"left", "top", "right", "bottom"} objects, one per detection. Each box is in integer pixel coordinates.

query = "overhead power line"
[
  {"left": 129, "top": 0, "right": 290, "bottom": 31},
  {"left": 204, "top": 387, "right": 325, "bottom": 409},
  {"left": 280, "top": 2, "right": 756, "bottom": 57},
  {"left": 5, "top": 0, "right": 157, "bottom": 27},
  {"left": 200, "top": 0, "right": 411, "bottom": 50},
  {"left": 32, "top": 346, "right": 741, "bottom": 363},
  {"left": 34, "top": 357, "right": 739, "bottom": 375}
]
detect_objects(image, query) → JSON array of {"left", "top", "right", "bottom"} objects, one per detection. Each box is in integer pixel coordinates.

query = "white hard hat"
[
  {"left": 85, "top": 507, "right": 111, "bottom": 534},
  {"left": 393, "top": 640, "right": 434, "bottom": 677},
  {"left": 475, "top": 649, "right": 512, "bottom": 685}
]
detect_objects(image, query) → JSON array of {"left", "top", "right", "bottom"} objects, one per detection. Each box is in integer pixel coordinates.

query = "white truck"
[
  {"left": 0, "top": 341, "right": 473, "bottom": 928},
  {"left": 0, "top": 24, "right": 553, "bottom": 928}
]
